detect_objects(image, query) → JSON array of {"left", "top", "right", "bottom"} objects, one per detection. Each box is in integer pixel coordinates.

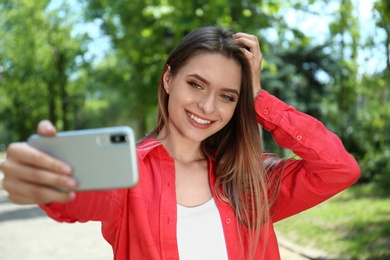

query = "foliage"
[
  {"left": 353, "top": 74, "right": 390, "bottom": 187},
  {"left": 0, "top": 0, "right": 89, "bottom": 143},
  {"left": 350, "top": 0, "right": 390, "bottom": 187}
]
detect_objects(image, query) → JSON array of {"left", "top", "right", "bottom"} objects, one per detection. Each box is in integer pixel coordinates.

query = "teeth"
[{"left": 188, "top": 113, "right": 211, "bottom": 125}]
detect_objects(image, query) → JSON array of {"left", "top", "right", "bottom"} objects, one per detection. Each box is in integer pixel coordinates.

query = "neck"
[{"left": 156, "top": 127, "right": 205, "bottom": 164}]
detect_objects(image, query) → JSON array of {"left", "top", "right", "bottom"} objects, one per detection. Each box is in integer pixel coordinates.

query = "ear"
[{"left": 163, "top": 65, "right": 171, "bottom": 94}]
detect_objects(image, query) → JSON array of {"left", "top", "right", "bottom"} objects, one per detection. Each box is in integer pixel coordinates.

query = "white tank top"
[{"left": 177, "top": 198, "right": 229, "bottom": 260}]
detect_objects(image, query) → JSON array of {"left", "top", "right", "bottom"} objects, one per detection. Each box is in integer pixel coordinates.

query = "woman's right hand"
[
  {"left": 233, "top": 32, "right": 262, "bottom": 98},
  {"left": 0, "top": 120, "right": 77, "bottom": 205}
]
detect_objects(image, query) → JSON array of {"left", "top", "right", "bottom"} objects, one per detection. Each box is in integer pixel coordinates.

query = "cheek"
[
  {"left": 170, "top": 86, "right": 196, "bottom": 106},
  {"left": 220, "top": 104, "right": 237, "bottom": 122},
  {"left": 166, "top": 85, "right": 192, "bottom": 114}
]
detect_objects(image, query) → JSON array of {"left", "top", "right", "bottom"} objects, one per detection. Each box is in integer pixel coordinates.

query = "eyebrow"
[{"left": 187, "top": 74, "right": 240, "bottom": 96}]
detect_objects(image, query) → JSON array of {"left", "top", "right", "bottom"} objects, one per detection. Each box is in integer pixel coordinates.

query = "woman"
[{"left": 1, "top": 26, "right": 360, "bottom": 259}]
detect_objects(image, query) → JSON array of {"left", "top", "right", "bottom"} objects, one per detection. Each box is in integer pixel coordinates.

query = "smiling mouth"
[{"left": 187, "top": 112, "right": 212, "bottom": 125}]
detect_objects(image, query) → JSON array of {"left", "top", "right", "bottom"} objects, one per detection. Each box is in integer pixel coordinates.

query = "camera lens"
[{"left": 110, "top": 134, "right": 128, "bottom": 143}]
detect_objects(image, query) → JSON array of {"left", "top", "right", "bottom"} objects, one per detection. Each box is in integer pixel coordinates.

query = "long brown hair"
[{"left": 149, "top": 26, "right": 282, "bottom": 257}]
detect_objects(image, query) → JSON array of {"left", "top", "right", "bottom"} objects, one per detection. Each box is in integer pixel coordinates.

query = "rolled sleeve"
[{"left": 255, "top": 90, "right": 360, "bottom": 222}]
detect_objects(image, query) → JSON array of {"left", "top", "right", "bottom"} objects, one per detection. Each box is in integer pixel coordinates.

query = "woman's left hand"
[{"left": 233, "top": 33, "right": 262, "bottom": 98}]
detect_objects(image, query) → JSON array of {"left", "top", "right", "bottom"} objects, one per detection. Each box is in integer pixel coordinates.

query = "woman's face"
[{"left": 162, "top": 52, "right": 242, "bottom": 143}]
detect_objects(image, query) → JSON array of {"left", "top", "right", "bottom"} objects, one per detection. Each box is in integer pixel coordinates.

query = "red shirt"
[{"left": 41, "top": 90, "right": 360, "bottom": 259}]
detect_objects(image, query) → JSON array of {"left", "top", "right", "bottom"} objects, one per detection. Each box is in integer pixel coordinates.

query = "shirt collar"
[{"left": 137, "top": 137, "right": 165, "bottom": 160}]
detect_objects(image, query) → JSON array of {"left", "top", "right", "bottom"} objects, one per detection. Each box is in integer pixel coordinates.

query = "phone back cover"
[{"left": 28, "top": 127, "right": 139, "bottom": 191}]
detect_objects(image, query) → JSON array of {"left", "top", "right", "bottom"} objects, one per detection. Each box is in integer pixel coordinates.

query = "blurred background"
[{"left": 0, "top": 0, "right": 389, "bottom": 259}]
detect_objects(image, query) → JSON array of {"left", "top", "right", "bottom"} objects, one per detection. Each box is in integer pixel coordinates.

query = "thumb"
[{"left": 37, "top": 120, "right": 57, "bottom": 136}]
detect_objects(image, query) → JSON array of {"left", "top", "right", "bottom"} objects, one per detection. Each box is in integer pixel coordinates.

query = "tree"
[
  {"left": 0, "top": 0, "right": 89, "bottom": 143},
  {"left": 353, "top": 0, "right": 390, "bottom": 186}
]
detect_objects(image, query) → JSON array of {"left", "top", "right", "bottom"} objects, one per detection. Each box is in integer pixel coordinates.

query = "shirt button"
[
  {"left": 263, "top": 109, "right": 269, "bottom": 115},
  {"left": 296, "top": 135, "right": 302, "bottom": 140},
  {"left": 226, "top": 218, "right": 231, "bottom": 224}
]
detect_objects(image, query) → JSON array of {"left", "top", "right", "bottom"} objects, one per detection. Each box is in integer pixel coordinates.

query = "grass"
[{"left": 274, "top": 184, "right": 390, "bottom": 259}]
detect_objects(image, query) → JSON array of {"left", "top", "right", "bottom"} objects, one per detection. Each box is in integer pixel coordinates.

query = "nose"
[{"left": 197, "top": 94, "right": 215, "bottom": 114}]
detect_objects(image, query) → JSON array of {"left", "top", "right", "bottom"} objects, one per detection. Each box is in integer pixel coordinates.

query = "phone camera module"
[{"left": 110, "top": 134, "right": 128, "bottom": 143}]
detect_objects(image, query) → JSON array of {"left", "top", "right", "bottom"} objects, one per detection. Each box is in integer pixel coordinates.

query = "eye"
[
  {"left": 189, "top": 81, "right": 203, "bottom": 90},
  {"left": 220, "top": 93, "right": 236, "bottom": 102}
]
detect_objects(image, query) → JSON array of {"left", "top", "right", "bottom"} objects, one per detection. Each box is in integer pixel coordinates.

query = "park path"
[{"left": 0, "top": 157, "right": 310, "bottom": 260}]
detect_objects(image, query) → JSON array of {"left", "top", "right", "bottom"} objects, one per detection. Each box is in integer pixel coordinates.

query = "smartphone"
[{"left": 27, "top": 126, "right": 139, "bottom": 191}]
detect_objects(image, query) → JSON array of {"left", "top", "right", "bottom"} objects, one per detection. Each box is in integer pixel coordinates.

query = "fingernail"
[
  {"left": 62, "top": 165, "right": 72, "bottom": 174},
  {"left": 45, "top": 125, "right": 55, "bottom": 132},
  {"left": 66, "top": 178, "right": 77, "bottom": 188},
  {"left": 68, "top": 191, "right": 76, "bottom": 201}
]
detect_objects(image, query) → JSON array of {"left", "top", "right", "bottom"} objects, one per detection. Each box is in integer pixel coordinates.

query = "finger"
[
  {"left": 8, "top": 188, "right": 76, "bottom": 205},
  {"left": 240, "top": 47, "right": 262, "bottom": 96},
  {"left": 37, "top": 120, "right": 57, "bottom": 136},
  {"left": 242, "top": 48, "right": 262, "bottom": 72},
  {"left": 1, "top": 160, "right": 77, "bottom": 191},
  {"left": 240, "top": 47, "right": 256, "bottom": 61},
  {"left": 236, "top": 38, "right": 261, "bottom": 58},
  {"left": 4, "top": 177, "right": 76, "bottom": 205},
  {"left": 233, "top": 32, "right": 258, "bottom": 40},
  {"left": 233, "top": 33, "right": 262, "bottom": 97},
  {"left": 6, "top": 143, "right": 72, "bottom": 176},
  {"left": 234, "top": 34, "right": 262, "bottom": 68},
  {"left": 234, "top": 34, "right": 261, "bottom": 55}
]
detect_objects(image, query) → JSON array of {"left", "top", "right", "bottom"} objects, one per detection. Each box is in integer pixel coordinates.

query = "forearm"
[{"left": 40, "top": 189, "right": 124, "bottom": 223}]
